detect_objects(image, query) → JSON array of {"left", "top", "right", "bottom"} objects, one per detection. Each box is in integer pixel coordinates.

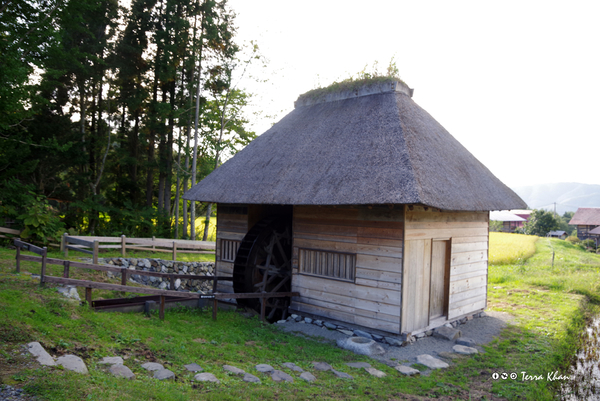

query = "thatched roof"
[
  {"left": 569, "top": 208, "right": 600, "bottom": 225},
  {"left": 184, "top": 79, "right": 526, "bottom": 211}
]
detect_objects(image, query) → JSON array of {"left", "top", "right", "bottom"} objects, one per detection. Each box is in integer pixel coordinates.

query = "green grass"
[{"left": 1, "top": 233, "right": 600, "bottom": 399}]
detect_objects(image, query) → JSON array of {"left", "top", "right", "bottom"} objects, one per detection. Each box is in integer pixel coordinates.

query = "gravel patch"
[{"left": 277, "top": 311, "right": 513, "bottom": 368}]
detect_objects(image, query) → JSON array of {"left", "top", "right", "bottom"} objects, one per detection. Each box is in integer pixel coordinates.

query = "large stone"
[
  {"left": 109, "top": 364, "right": 135, "bottom": 380},
  {"left": 195, "top": 373, "right": 220, "bottom": 383},
  {"left": 395, "top": 365, "right": 420, "bottom": 376},
  {"left": 184, "top": 363, "right": 203, "bottom": 372},
  {"left": 282, "top": 362, "right": 304, "bottom": 372},
  {"left": 336, "top": 336, "right": 385, "bottom": 356},
  {"left": 433, "top": 326, "right": 461, "bottom": 341},
  {"left": 365, "top": 367, "right": 387, "bottom": 378},
  {"left": 271, "top": 370, "right": 294, "bottom": 383},
  {"left": 332, "top": 369, "right": 353, "bottom": 379},
  {"left": 453, "top": 345, "right": 479, "bottom": 355},
  {"left": 300, "top": 372, "right": 316, "bottom": 382},
  {"left": 456, "top": 337, "right": 477, "bottom": 347},
  {"left": 243, "top": 373, "right": 261, "bottom": 383},
  {"left": 353, "top": 330, "right": 373, "bottom": 340},
  {"left": 141, "top": 362, "right": 164, "bottom": 371},
  {"left": 324, "top": 322, "right": 337, "bottom": 330},
  {"left": 338, "top": 329, "right": 354, "bottom": 336},
  {"left": 385, "top": 337, "right": 404, "bottom": 347},
  {"left": 223, "top": 365, "right": 245, "bottom": 375},
  {"left": 99, "top": 356, "right": 123, "bottom": 365},
  {"left": 27, "top": 342, "right": 55, "bottom": 366},
  {"left": 346, "top": 362, "right": 371, "bottom": 369},
  {"left": 416, "top": 354, "right": 449, "bottom": 369},
  {"left": 56, "top": 355, "right": 88, "bottom": 374},
  {"left": 153, "top": 369, "right": 175, "bottom": 380},
  {"left": 312, "top": 362, "right": 333, "bottom": 371},
  {"left": 56, "top": 286, "right": 81, "bottom": 301},
  {"left": 255, "top": 364, "right": 274, "bottom": 373}
]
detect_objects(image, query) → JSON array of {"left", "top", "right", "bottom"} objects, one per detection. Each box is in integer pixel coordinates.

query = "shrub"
[{"left": 566, "top": 236, "right": 581, "bottom": 244}]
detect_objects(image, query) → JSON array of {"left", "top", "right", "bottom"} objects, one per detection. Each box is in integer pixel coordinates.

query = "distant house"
[
  {"left": 490, "top": 211, "right": 526, "bottom": 232},
  {"left": 569, "top": 208, "right": 600, "bottom": 242},
  {"left": 512, "top": 209, "right": 532, "bottom": 225},
  {"left": 548, "top": 230, "right": 568, "bottom": 240}
]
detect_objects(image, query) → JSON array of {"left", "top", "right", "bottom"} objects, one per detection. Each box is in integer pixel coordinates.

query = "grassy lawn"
[{"left": 1, "top": 233, "right": 599, "bottom": 400}]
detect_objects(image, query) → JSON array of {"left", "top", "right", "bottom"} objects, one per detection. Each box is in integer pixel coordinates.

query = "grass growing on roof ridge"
[{"left": 297, "top": 58, "right": 407, "bottom": 103}]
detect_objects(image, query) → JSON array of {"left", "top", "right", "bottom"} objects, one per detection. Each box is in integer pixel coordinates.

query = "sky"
[{"left": 226, "top": 0, "right": 600, "bottom": 189}]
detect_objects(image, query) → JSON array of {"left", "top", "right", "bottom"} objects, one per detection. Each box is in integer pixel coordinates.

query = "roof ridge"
[{"left": 295, "top": 79, "right": 413, "bottom": 108}]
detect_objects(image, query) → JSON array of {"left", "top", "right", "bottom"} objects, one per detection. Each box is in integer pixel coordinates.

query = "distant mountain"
[{"left": 512, "top": 183, "right": 600, "bottom": 215}]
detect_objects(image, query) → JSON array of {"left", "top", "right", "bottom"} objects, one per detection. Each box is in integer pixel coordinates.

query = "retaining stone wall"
[{"left": 99, "top": 257, "right": 215, "bottom": 294}]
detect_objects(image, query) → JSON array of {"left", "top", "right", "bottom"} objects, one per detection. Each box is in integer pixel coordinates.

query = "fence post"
[
  {"left": 85, "top": 287, "right": 92, "bottom": 306},
  {"left": 63, "top": 260, "right": 70, "bottom": 278},
  {"left": 172, "top": 241, "right": 177, "bottom": 261},
  {"left": 121, "top": 235, "right": 126, "bottom": 258},
  {"left": 152, "top": 236, "right": 156, "bottom": 250},
  {"left": 60, "top": 233, "right": 67, "bottom": 254},
  {"left": 64, "top": 234, "right": 69, "bottom": 258},
  {"left": 15, "top": 245, "right": 20, "bottom": 273},
  {"left": 121, "top": 269, "right": 127, "bottom": 286},
  {"left": 159, "top": 295, "right": 165, "bottom": 321},
  {"left": 93, "top": 240, "right": 99, "bottom": 265},
  {"left": 40, "top": 247, "right": 47, "bottom": 286}
]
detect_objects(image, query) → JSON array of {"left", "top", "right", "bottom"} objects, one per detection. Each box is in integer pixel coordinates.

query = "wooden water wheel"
[{"left": 232, "top": 216, "right": 292, "bottom": 321}]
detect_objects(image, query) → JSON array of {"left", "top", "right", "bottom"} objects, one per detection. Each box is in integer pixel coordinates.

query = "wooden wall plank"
[
  {"left": 355, "top": 268, "right": 402, "bottom": 283},
  {"left": 451, "top": 251, "right": 488, "bottom": 266},
  {"left": 450, "top": 275, "right": 487, "bottom": 294},
  {"left": 293, "top": 274, "right": 401, "bottom": 304},
  {"left": 356, "top": 254, "right": 402, "bottom": 272}
]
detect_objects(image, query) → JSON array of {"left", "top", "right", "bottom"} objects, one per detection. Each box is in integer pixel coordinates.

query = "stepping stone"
[
  {"left": 395, "top": 365, "right": 420, "bottom": 376},
  {"left": 416, "top": 354, "right": 449, "bottom": 369},
  {"left": 271, "top": 370, "right": 294, "bottom": 383},
  {"left": 184, "top": 363, "right": 203, "bottom": 372},
  {"left": 324, "top": 322, "right": 337, "bottom": 329},
  {"left": 153, "top": 369, "right": 175, "bottom": 380},
  {"left": 312, "top": 362, "right": 332, "bottom": 371},
  {"left": 300, "top": 372, "right": 316, "bottom": 382},
  {"left": 195, "top": 373, "right": 220, "bottom": 383},
  {"left": 255, "top": 364, "right": 274, "bottom": 373},
  {"left": 453, "top": 345, "right": 479, "bottom": 355},
  {"left": 282, "top": 362, "right": 304, "bottom": 372},
  {"left": 109, "top": 364, "right": 135, "bottom": 380},
  {"left": 365, "top": 367, "right": 387, "bottom": 378},
  {"left": 243, "top": 373, "right": 261, "bottom": 383},
  {"left": 456, "top": 337, "right": 477, "bottom": 347},
  {"left": 433, "top": 326, "right": 461, "bottom": 341},
  {"left": 99, "top": 357, "right": 123, "bottom": 365},
  {"left": 338, "top": 329, "right": 354, "bottom": 336},
  {"left": 27, "top": 342, "right": 56, "bottom": 366},
  {"left": 56, "top": 355, "right": 88, "bottom": 374},
  {"left": 332, "top": 369, "right": 353, "bottom": 379},
  {"left": 346, "top": 362, "right": 371, "bottom": 369},
  {"left": 223, "top": 365, "right": 245, "bottom": 375},
  {"left": 141, "top": 362, "right": 164, "bottom": 371}
]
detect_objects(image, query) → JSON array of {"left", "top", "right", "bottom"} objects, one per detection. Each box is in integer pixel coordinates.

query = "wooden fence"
[
  {"left": 61, "top": 234, "right": 216, "bottom": 263},
  {"left": 14, "top": 239, "right": 297, "bottom": 322},
  {"left": 0, "top": 226, "right": 21, "bottom": 240}
]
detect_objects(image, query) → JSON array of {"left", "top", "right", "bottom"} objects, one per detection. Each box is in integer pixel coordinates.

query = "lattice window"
[
  {"left": 220, "top": 239, "right": 240, "bottom": 262},
  {"left": 299, "top": 248, "right": 356, "bottom": 282}
]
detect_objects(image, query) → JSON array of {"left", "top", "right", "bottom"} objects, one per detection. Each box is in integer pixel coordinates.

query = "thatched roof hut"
[
  {"left": 184, "top": 78, "right": 526, "bottom": 336},
  {"left": 184, "top": 79, "right": 525, "bottom": 211}
]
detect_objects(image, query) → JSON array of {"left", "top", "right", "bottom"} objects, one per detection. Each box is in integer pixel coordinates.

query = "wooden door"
[
  {"left": 402, "top": 239, "right": 450, "bottom": 332},
  {"left": 401, "top": 239, "right": 431, "bottom": 333},
  {"left": 429, "top": 240, "right": 450, "bottom": 320}
]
